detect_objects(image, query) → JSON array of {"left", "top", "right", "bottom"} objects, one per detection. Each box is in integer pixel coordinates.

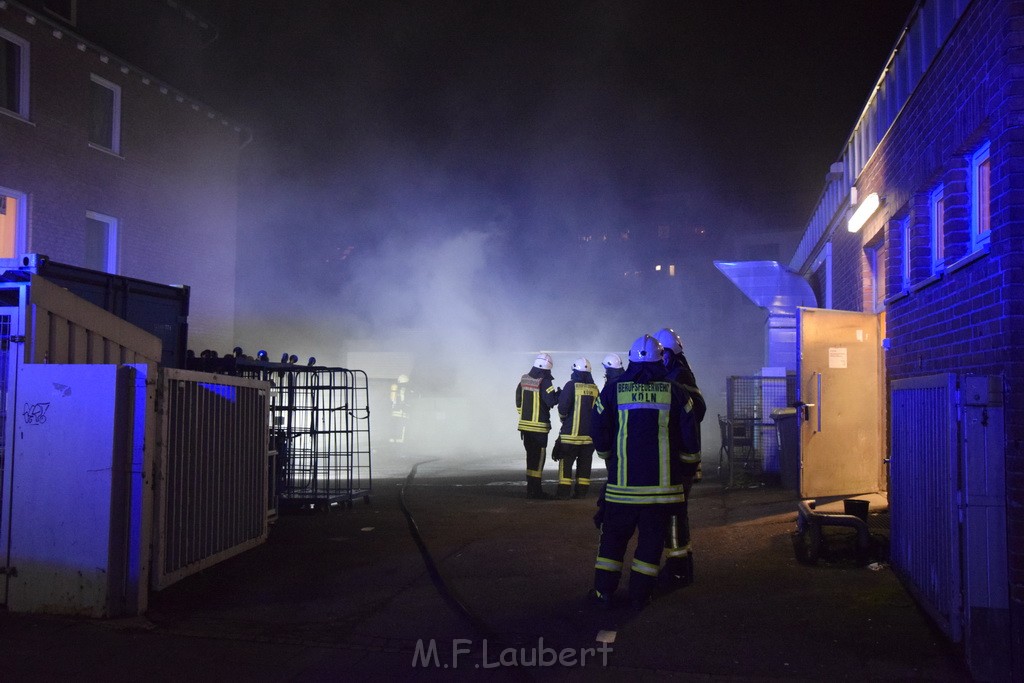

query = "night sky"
[{"left": 195, "top": 1, "right": 914, "bottom": 227}]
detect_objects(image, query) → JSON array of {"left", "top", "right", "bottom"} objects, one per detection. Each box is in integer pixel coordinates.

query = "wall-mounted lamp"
[{"left": 848, "top": 192, "right": 881, "bottom": 233}]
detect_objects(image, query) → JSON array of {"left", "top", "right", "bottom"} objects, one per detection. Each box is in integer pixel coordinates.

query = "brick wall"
[
  {"left": 822, "top": 0, "right": 1023, "bottom": 673},
  {"left": 0, "top": 4, "right": 242, "bottom": 351}
]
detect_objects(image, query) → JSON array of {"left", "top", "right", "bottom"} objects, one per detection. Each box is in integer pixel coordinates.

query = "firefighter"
[
  {"left": 588, "top": 334, "right": 699, "bottom": 610},
  {"left": 516, "top": 353, "right": 561, "bottom": 499},
  {"left": 388, "top": 374, "right": 411, "bottom": 444},
  {"left": 601, "top": 353, "right": 625, "bottom": 388},
  {"left": 654, "top": 327, "right": 705, "bottom": 589},
  {"left": 553, "top": 357, "right": 599, "bottom": 499}
]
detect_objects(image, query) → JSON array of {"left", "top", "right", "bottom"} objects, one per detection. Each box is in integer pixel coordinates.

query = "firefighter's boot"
[
  {"left": 572, "top": 483, "right": 590, "bottom": 499},
  {"left": 555, "top": 484, "right": 572, "bottom": 500},
  {"left": 526, "top": 477, "right": 553, "bottom": 500}
]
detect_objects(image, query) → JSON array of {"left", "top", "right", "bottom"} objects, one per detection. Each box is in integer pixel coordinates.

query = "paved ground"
[{"left": 0, "top": 458, "right": 969, "bottom": 681}]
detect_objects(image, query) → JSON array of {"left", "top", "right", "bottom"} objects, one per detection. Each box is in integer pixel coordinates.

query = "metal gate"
[
  {"left": 889, "top": 374, "right": 960, "bottom": 642},
  {"left": 720, "top": 375, "right": 795, "bottom": 486},
  {"left": 151, "top": 369, "right": 272, "bottom": 590}
]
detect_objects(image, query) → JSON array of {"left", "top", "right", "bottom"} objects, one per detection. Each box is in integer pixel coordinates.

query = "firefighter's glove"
[
  {"left": 593, "top": 496, "right": 606, "bottom": 530},
  {"left": 596, "top": 451, "right": 611, "bottom": 460},
  {"left": 550, "top": 440, "right": 563, "bottom": 462}
]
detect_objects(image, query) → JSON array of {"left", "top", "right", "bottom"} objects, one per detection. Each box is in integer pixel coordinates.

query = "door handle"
[{"left": 816, "top": 372, "right": 822, "bottom": 433}]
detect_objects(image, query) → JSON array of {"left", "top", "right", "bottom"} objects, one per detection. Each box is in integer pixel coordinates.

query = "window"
[
  {"left": 930, "top": 184, "right": 945, "bottom": 273},
  {"left": 900, "top": 218, "right": 911, "bottom": 291},
  {"left": 0, "top": 188, "right": 28, "bottom": 258},
  {"left": 85, "top": 211, "right": 118, "bottom": 273},
  {"left": 0, "top": 29, "right": 30, "bottom": 119},
  {"left": 865, "top": 241, "right": 885, "bottom": 313},
  {"left": 971, "top": 141, "right": 991, "bottom": 251},
  {"left": 89, "top": 74, "right": 121, "bottom": 153}
]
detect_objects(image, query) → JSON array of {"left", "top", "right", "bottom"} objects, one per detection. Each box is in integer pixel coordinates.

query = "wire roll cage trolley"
[{"left": 238, "top": 361, "right": 372, "bottom": 511}]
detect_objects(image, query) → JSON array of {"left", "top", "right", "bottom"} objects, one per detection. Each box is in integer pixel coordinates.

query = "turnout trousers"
[
  {"left": 521, "top": 431, "right": 548, "bottom": 477},
  {"left": 557, "top": 443, "right": 594, "bottom": 499},
  {"left": 521, "top": 431, "right": 550, "bottom": 497},
  {"left": 594, "top": 501, "right": 670, "bottom": 604},
  {"left": 662, "top": 477, "right": 695, "bottom": 585}
]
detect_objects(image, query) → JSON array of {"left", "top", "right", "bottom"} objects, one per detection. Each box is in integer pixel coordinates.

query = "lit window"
[
  {"left": 85, "top": 211, "right": 118, "bottom": 273},
  {"left": 89, "top": 74, "right": 121, "bottom": 153},
  {"left": 668, "top": 264, "right": 676, "bottom": 277},
  {"left": 0, "top": 29, "right": 30, "bottom": 119},
  {"left": 971, "top": 141, "right": 991, "bottom": 251},
  {"left": 930, "top": 184, "right": 944, "bottom": 273},
  {"left": 0, "top": 188, "right": 27, "bottom": 258}
]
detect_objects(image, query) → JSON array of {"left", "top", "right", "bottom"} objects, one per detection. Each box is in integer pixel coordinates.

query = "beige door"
[{"left": 797, "top": 307, "right": 882, "bottom": 497}]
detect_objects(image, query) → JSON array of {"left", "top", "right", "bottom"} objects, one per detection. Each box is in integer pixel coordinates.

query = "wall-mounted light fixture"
[{"left": 848, "top": 192, "right": 881, "bottom": 233}]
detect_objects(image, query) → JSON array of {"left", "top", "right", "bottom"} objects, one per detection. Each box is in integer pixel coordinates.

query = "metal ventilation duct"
[{"left": 713, "top": 260, "right": 818, "bottom": 315}]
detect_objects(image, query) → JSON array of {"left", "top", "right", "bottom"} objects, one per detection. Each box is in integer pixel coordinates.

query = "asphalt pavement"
[{"left": 0, "top": 457, "right": 970, "bottom": 681}]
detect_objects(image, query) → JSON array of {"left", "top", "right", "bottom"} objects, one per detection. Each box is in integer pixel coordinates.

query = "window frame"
[
  {"left": 970, "top": 141, "right": 991, "bottom": 252},
  {"left": 930, "top": 183, "right": 945, "bottom": 274},
  {"left": 865, "top": 240, "right": 885, "bottom": 313},
  {"left": 84, "top": 210, "right": 119, "bottom": 273},
  {"left": 899, "top": 217, "right": 911, "bottom": 292},
  {"left": 88, "top": 73, "right": 121, "bottom": 154},
  {"left": 0, "top": 28, "right": 31, "bottom": 120}
]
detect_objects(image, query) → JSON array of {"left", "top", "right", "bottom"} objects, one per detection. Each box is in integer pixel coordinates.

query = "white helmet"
[
  {"left": 533, "top": 353, "right": 553, "bottom": 370},
  {"left": 628, "top": 334, "right": 663, "bottom": 363},
  {"left": 572, "top": 357, "right": 591, "bottom": 373},
  {"left": 602, "top": 353, "right": 623, "bottom": 370},
  {"left": 654, "top": 327, "right": 683, "bottom": 355}
]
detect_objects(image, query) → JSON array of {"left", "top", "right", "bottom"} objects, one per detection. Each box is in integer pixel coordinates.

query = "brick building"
[
  {"left": 788, "top": 0, "right": 1022, "bottom": 678},
  {"left": 0, "top": 0, "right": 245, "bottom": 351}
]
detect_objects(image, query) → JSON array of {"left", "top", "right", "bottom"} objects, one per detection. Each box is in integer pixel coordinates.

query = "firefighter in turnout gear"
[
  {"left": 554, "top": 357, "right": 599, "bottom": 499},
  {"left": 516, "top": 353, "right": 561, "bottom": 499},
  {"left": 654, "top": 327, "right": 706, "bottom": 589},
  {"left": 601, "top": 353, "right": 625, "bottom": 388},
  {"left": 388, "top": 374, "right": 411, "bottom": 445},
  {"left": 588, "top": 334, "right": 700, "bottom": 610}
]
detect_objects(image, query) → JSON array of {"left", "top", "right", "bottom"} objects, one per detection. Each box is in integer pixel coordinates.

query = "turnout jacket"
[
  {"left": 665, "top": 352, "right": 705, "bottom": 465},
  {"left": 557, "top": 370, "right": 598, "bottom": 445},
  {"left": 602, "top": 366, "right": 625, "bottom": 390},
  {"left": 591, "top": 361, "right": 698, "bottom": 504},
  {"left": 516, "top": 366, "right": 560, "bottom": 433}
]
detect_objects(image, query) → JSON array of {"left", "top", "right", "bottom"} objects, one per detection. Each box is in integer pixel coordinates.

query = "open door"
[{"left": 797, "top": 307, "right": 882, "bottom": 497}]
